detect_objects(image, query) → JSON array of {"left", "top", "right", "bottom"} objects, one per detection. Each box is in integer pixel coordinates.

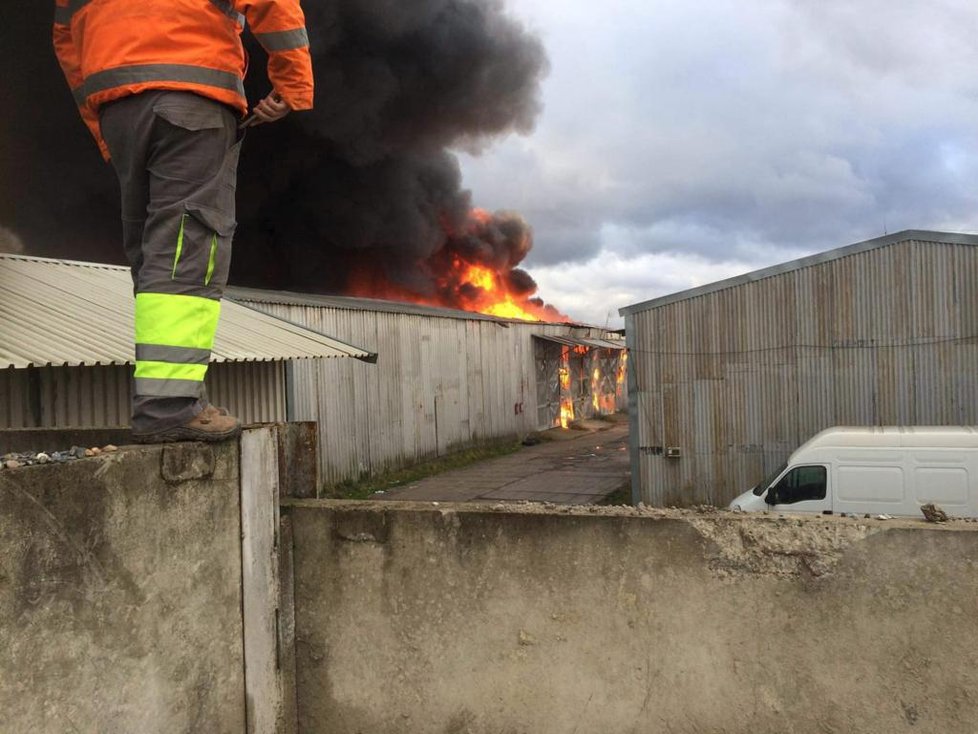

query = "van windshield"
[{"left": 752, "top": 462, "right": 788, "bottom": 496}]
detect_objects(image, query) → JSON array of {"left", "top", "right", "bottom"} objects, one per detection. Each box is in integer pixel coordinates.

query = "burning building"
[{"left": 230, "top": 287, "right": 626, "bottom": 485}]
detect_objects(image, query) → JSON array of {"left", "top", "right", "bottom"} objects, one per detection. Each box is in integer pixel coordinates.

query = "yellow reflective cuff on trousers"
[
  {"left": 133, "top": 361, "right": 208, "bottom": 382},
  {"left": 135, "top": 292, "right": 221, "bottom": 349},
  {"left": 134, "top": 292, "right": 220, "bottom": 398}
]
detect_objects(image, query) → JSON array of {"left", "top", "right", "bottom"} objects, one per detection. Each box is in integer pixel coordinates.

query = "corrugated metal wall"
[
  {"left": 242, "top": 300, "right": 625, "bottom": 486},
  {"left": 0, "top": 362, "right": 287, "bottom": 429},
  {"left": 626, "top": 238, "right": 978, "bottom": 507}
]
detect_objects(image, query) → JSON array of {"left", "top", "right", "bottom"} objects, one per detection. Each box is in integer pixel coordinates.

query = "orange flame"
[
  {"left": 591, "top": 352, "right": 628, "bottom": 416},
  {"left": 558, "top": 346, "right": 575, "bottom": 428},
  {"left": 591, "top": 367, "right": 601, "bottom": 412},
  {"left": 343, "top": 208, "right": 569, "bottom": 323},
  {"left": 454, "top": 259, "right": 546, "bottom": 321}
]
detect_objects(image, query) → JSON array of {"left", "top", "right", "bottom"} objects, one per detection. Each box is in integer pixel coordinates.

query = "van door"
[{"left": 767, "top": 465, "right": 831, "bottom": 514}]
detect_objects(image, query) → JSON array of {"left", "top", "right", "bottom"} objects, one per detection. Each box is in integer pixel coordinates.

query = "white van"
[{"left": 728, "top": 426, "right": 978, "bottom": 518}]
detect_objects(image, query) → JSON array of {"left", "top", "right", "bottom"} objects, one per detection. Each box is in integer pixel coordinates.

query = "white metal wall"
[
  {"left": 0, "top": 362, "right": 287, "bottom": 429},
  {"left": 625, "top": 238, "right": 978, "bottom": 507}
]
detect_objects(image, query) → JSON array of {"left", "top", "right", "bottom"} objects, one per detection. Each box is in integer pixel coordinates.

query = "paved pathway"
[{"left": 377, "top": 417, "right": 631, "bottom": 505}]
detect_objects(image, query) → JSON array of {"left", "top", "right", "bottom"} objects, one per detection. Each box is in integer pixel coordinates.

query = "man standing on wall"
[{"left": 53, "top": 0, "right": 314, "bottom": 442}]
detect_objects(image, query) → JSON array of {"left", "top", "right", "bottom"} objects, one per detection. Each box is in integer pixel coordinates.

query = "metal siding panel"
[
  {"left": 349, "top": 310, "right": 373, "bottom": 473},
  {"left": 0, "top": 365, "right": 130, "bottom": 428},
  {"left": 454, "top": 321, "right": 472, "bottom": 444},
  {"left": 467, "top": 322, "right": 487, "bottom": 440},
  {"left": 436, "top": 320, "right": 466, "bottom": 453},
  {"left": 375, "top": 313, "right": 404, "bottom": 474},
  {"left": 207, "top": 362, "right": 287, "bottom": 424},
  {"left": 1, "top": 368, "right": 32, "bottom": 428}
]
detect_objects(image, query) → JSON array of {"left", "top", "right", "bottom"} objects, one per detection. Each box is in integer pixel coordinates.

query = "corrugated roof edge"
[
  {"left": 0, "top": 254, "right": 375, "bottom": 366},
  {"left": 618, "top": 229, "right": 978, "bottom": 316},
  {"left": 0, "top": 253, "right": 129, "bottom": 270},
  {"left": 225, "top": 297, "right": 378, "bottom": 363},
  {"left": 227, "top": 285, "right": 594, "bottom": 328},
  {"left": 533, "top": 334, "right": 626, "bottom": 351}
]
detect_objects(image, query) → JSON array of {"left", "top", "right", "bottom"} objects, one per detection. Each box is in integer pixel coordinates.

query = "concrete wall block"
[
  {"left": 241, "top": 426, "right": 301, "bottom": 734},
  {"left": 161, "top": 442, "right": 216, "bottom": 484},
  {"left": 0, "top": 441, "right": 246, "bottom": 733},
  {"left": 289, "top": 502, "right": 978, "bottom": 734}
]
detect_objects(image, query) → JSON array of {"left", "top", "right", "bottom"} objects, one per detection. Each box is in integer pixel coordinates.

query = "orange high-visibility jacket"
[{"left": 53, "top": 0, "right": 314, "bottom": 159}]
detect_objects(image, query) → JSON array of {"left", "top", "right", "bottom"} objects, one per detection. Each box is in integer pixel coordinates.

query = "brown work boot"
[{"left": 132, "top": 407, "right": 242, "bottom": 443}]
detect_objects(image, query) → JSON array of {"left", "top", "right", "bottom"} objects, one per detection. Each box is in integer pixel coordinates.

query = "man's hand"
[{"left": 242, "top": 92, "right": 291, "bottom": 128}]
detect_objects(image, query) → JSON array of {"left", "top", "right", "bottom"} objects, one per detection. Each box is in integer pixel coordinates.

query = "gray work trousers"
[{"left": 99, "top": 91, "right": 241, "bottom": 433}]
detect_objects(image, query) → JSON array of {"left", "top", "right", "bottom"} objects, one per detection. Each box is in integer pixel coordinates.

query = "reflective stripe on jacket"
[{"left": 52, "top": 0, "right": 314, "bottom": 160}]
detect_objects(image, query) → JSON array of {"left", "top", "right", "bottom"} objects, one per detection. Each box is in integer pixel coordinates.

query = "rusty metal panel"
[{"left": 625, "top": 234, "right": 978, "bottom": 508}]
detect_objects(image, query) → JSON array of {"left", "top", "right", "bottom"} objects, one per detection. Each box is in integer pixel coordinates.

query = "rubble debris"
[
  {"left": 687, "top": 515, "right": 882, "bottom": 578},
  {"left": 0, "top": 445, "right": 121, "bottom": 470},
  {"left": 920, "top": 503, "right": 948, "bottom": 523}
]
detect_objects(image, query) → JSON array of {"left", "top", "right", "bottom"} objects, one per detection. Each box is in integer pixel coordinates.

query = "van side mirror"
[{"left": 765, "top": 487, "right": 778, "bottom": 505}]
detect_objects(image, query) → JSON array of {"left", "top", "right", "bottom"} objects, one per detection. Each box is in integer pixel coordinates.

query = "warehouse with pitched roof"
[{"left": 620, "top": 230, "right": 978, "bottom": 507}]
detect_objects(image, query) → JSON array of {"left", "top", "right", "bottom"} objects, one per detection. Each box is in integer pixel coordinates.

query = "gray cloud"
[{"left": 462, "top": 0, "right": 978, "bottom": 277}]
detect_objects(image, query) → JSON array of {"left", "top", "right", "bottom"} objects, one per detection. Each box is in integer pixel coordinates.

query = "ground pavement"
[{"left": 376, "top": 415, "right": 631, "bottom": 505}]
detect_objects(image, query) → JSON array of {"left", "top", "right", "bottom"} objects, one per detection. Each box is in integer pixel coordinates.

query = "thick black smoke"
[{"left": 1, "top": 0, "right": 549, "bottom": 302}]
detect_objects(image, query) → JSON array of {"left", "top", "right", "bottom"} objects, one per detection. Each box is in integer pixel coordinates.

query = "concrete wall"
[
  {"left": 0, "top": 441, "right": 246, "bottom": 733},
  {"left": 288, "top": 502, "right": 978, "bottom": 734},
  {"left": 6, "top": 433, "right": 977, "bottom": 734}
]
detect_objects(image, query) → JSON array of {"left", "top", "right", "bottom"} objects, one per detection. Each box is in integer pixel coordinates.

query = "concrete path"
[{"left": 377, "top": 416, "right": 631, "bottom": 505}]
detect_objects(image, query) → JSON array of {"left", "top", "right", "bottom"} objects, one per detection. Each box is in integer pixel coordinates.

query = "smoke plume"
[
  {"left": 1, "top": 1, "right": 558, "bottom": 317},
  {"left": 0, "top": 227, "right": 25, "bottom": 255}
]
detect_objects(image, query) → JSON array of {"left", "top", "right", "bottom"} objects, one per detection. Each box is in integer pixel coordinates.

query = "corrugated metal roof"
[
  {"left": 229, "top": 285, "right": 503, "bottom": 322},
  {"left": 0, "top": 255, "right": 375, "bottom": 368},
  {"left": 619, "top": 229, "right": 978, "bottom": 316},
  {"left": 227, "top": 285, "right": 588, "bottom": 327},
  {"left": 532, "top": 334, "right": 627, "bottom": 351}
]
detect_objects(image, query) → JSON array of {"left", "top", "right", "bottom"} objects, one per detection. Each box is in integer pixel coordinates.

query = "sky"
[{"left": 457, "top": 0, "right": 978, "bottom": 327}]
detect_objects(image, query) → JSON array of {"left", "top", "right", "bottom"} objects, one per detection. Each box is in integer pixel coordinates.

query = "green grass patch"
[
  {"left": 322, "top": 440, "right": 523, "bottom": 500},
  {"left": 598, "top": 483, "right": 633, "bottom": 506}
]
